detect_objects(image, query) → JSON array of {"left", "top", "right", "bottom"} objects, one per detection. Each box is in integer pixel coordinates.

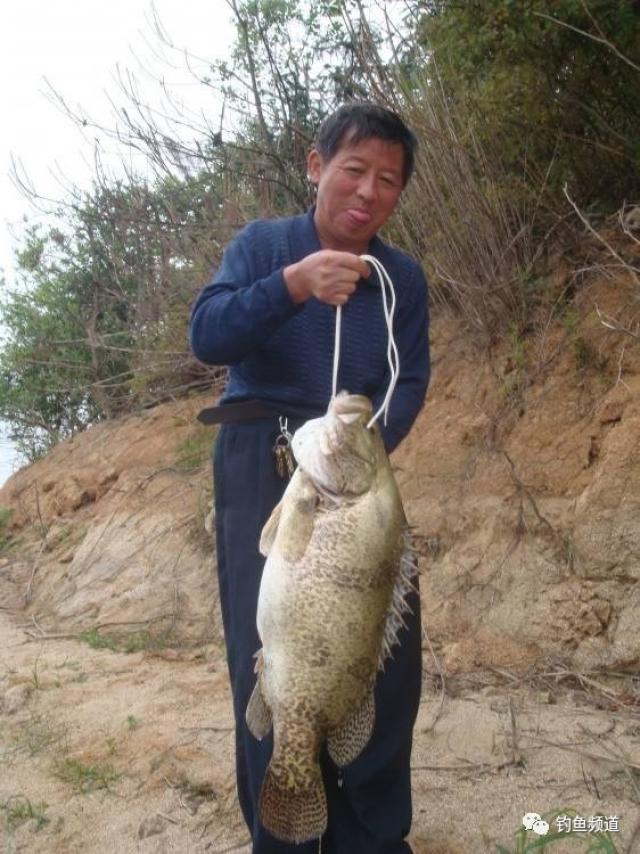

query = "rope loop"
[{"left": 330, "top": 255, "right": 400, "bottom": 429}]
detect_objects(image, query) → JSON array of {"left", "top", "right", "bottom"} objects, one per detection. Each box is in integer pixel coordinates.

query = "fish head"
[{"left": 291, "top": 392, "right": 381, "bottom": 497}]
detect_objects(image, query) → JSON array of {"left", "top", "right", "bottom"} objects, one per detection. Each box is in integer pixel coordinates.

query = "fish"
[{"left": 245, "top": 391, "right": 417, "bottom": 844}]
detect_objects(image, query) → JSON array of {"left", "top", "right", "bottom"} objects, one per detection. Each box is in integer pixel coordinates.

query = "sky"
[{"left": 0, "top": 0, "right": 236, "bottom": 485}]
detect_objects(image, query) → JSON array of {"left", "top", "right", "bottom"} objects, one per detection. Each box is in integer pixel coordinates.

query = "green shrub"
[{"left": 419, "top": 0, "right": 640, "bottom": 213}]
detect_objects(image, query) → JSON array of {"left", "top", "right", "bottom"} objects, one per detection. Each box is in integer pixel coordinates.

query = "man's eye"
[
  {"left": 380, "top": 176, "right": 398, "bottom": 187},
  {"left": 345, "top": 166, "right": 363, "bottom": 174}
]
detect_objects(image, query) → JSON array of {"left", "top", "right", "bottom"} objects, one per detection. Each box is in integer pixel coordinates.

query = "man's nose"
[{"left": 356, "top": 173, "right": 377, "bottom": 202}]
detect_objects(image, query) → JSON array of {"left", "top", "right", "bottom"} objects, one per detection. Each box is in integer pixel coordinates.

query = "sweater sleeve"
[
  {"left": 189, "top": 223, "right": 304, "bottom": 365},
  {"left": 373, "top": 262, "right": 430, "bottom": 453}
]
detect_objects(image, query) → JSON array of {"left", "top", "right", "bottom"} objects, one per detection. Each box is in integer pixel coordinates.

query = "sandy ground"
[{"left": 2, "top": 608, "right": 639, "bottom": 854}]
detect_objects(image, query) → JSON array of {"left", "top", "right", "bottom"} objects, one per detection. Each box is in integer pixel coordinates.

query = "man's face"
[{"left": 308, "top": 134, "right": 405, "bottom": 254}]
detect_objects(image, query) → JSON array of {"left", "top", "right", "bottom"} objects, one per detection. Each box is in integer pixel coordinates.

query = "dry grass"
[
  {"left": 393, "top": 76, "right": 537, "bottom": 338},
  {"left": 341, "top": 11, "right": 540, "bottom": 339}
]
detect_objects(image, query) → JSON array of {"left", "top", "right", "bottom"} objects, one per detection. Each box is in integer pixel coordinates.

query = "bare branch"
[
  {"left": 595, "top": 305, "right": 640, "bottom": 341},
  {"left": 533, "top": 10, "right": 640, "bottom": 73},
  {"left": 563, "top": 184, "right": 640, "bottom": 289}
]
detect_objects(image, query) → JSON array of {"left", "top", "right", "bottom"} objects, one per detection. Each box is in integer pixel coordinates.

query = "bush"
[{"left": 417, "top": 0, "right": 640, "bottom": 211}]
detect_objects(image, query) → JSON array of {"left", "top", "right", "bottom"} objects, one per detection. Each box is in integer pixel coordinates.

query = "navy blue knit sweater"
[{"left": 189, "top": 207, "right": 430, "bottom": 452}]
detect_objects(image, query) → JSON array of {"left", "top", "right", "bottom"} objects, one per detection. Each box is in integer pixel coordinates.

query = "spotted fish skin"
[{"left": 246, "top": 392, "right": 414, "bottom": 844}]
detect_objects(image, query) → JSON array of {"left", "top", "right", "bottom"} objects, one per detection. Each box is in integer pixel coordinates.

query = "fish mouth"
[
  {"left": 291, "top": 394, "right": 376, "bottom": 497},
  {"left": 329, "top": 392, "right": 372, "bottom": 423}
]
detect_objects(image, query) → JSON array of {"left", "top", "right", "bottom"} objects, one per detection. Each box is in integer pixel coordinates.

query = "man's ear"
[{"left": 307, "top": 149, "right": 322, "bottom": 184}]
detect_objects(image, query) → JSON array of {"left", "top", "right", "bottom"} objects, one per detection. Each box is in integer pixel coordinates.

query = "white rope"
[
  {"left": 331, "top": 297, "right": 342, "bottom": 402},
  {"left": 330, "top": 255, "right": 400, "bottom": 429}
]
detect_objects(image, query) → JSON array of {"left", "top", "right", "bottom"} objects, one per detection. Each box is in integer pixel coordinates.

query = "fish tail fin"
[{"left": 260, "top": 759, "right": 327, "bottom": 844}]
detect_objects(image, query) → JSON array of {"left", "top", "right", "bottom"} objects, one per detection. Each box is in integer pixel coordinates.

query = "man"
[{"left": 189, "top": 102, "right": 430, "bottom": 853}]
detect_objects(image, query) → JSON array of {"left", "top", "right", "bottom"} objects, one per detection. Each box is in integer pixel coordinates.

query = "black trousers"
[{"left": 213, "top": 418, "right": 422, "bottom": 853}]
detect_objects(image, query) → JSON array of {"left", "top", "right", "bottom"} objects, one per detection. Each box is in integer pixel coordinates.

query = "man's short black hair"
[{"left": 315, "top": 102, "right": 417, "bottom": 186}]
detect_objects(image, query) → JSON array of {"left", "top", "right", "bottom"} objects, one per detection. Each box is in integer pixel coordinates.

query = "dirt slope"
[{"left": 0, "top": 261, "right": 639, "bottom": 852}]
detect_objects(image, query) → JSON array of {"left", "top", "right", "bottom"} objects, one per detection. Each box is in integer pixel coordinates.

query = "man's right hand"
[{"left": 283, "top": 251, "right": 371, "bottom": 306}]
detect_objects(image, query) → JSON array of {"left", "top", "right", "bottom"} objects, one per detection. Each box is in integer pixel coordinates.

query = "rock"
[
  {"left": 4, "top": 683, "right": 33, "bottom": 714},
  {"left": 137, "top": 815, "right": 166, "bottom": 839},
  {"left": 99, "top": 468, "right": 119, "bottom": 490},
  {"left": 598, "top": 400, "right": 624, "bottom": 424},
  {"left": 36, "top": 499, "right": 219, "bottom": 646},
  {"left": 573, "top": 585, "right": 640, "bottom": 671},
  {"left": 186, "top": 772, "right": 216, "bottom": 794},
  {"left": 204, "top": 506, "right": 215, "bottom": 535},
  {"left": 149, "top": 649, "right": 180, "bottom": 662},
  {"left": 622, "top": 205, "right": 640, "bottom": 231},
  {"left": 572, "top": 406, "right": 640, "bottom": 581},
  {"left": 442, "top": 630, "right": 539, "bottom": 675}
]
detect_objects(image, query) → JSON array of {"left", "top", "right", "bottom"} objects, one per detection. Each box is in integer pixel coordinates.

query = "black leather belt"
[{"left": 197, "top": 400, "right": 323, "bottom": 426}]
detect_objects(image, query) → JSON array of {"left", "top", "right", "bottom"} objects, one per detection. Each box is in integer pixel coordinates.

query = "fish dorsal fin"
[{"left": 378, "top": 531, "right": 419, "bottom": 669}]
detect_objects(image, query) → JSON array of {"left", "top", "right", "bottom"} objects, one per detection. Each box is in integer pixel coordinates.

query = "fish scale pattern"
[{"left": 252, "top": 396, "right": 411, "bottom": 843}]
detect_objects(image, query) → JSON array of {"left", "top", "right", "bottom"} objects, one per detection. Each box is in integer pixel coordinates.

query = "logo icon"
[{"left": 522, "top": 813, "right": 549, "bottom": 836}]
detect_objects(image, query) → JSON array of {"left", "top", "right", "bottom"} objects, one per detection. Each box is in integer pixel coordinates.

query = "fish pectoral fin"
[
  {"left": 259, "top": 500, "right": 283, "bottom": 556},
  {"left": 327, "top": 689, "right": 375, "bottom": 766},
  {"left": 260, "top": 760, "right": 327, "bottom": 844},
  {"left": 272, "top": 472, "right": 318, "bottom": 563},
  {"left": 279, "top": 491, "right": 317, "bottom": 563},
  {"left": 246, "top": 676, "right": 272, "bottom": 740},
  {"left": 259, "top": 472, "right": 317, "bottom": 559}
]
